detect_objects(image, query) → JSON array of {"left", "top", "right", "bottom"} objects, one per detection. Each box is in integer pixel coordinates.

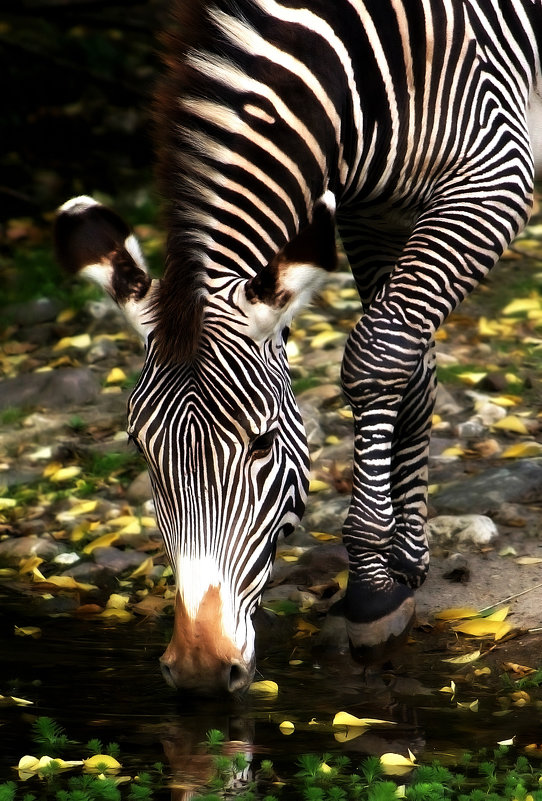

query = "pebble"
[
  {"left": 433, "top": 460, "right": 542, "bottom": 514},
  {"left": 428, "top": 514, "right": 499, "bottom": 547},
  {"left": 0, "top": 535, "right": 67, "bottom": 566}
]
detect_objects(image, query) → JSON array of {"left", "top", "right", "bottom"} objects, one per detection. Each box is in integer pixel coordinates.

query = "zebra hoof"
[{"left": 345, "top": 581, "right": 415, "bottom": 665}]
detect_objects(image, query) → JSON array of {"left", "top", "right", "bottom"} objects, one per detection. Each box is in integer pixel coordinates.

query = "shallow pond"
[{"left": 2, "top": 590, "right": 541, "bottom": 799}]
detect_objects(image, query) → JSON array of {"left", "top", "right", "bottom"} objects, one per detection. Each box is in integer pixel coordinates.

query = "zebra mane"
[{"left": 152, "top": 0, "right": 256, "bottom": 365}]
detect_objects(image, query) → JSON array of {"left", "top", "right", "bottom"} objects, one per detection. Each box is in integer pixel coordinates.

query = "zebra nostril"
[{"left": 227, "top": 662, "right": 250, "bottom": 694}]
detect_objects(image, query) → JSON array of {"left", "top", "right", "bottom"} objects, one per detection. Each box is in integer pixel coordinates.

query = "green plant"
[{"left": 31, "top": 717, "right": 75, "bottom": 755}]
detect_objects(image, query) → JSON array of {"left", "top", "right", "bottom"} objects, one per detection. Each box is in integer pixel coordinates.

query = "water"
[{"left": 1, "top": 595, "right": 540, "bottom": 796}]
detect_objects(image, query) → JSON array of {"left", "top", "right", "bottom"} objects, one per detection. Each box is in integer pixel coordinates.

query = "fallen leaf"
[
  {"left": 435, "top": 607, "right": 479, "bottom": 621},
  {"left": 453, "top": 619, "right": 512, "bottom": 639},
  {"left": 0, "top": 695, "right": 33, "bottom": 707},
  {"left": 83, "top": 755, "right": 122, "bottom": 773},
  {"left": 502, "top": 297, "right": 541, "bottom": 315},
  {"left": 308, "top": 479, "right": 332, "bottom": 492},
  {"left": 14, "top": 626, "right": 42, "bottom": 638},
  {"left": 333, "top": 711, "right": 396, "bottom": 728},
  {"left": 54, "top": 333, "right": 92, "bottom": 351},
  {"left": 334, "top": 727, "right": 366, "bottom": 743},
  {"left": 0, "top": 498, "right": 16, "bottom": 510},
  {"left": 83, "top": 531, "right": 120, "bottom": 554},
  {"left": 310, "top": 531, "right": 340, "bottom": 542},
  {"left": 484, "top": 606, "right": 510, "bottom": 622},
  {"left": 516, "top": 556, "right": 542, "bottom": 565},
  {"left": 278, "top": 721, "right": 295, "bottom": 735},
  {"left": 310, "top": 330, "right": 345, "bottom": 349},
  {"left": 442, "top": 649, "right": 481, "bottom": 664},
  {"left": 49, "top": 466, "right": 83, "bottom": 483},
  {"left": 129, "top": 557, "right": 154, "bottom": 578},
  {"left": 98, "top": 608, "right": 133, "bottom": 622},
  {"left": 457, "top": 699, "right": 479, "bottom": 711},
  {"left": 502, "top": 442, "right": 542, "bottom": 459},
  {"left": 248, "top": 680, "right": 279, "bottom": 696},
  {"left": 492, "top": 415, "right": 529, "bottom": 435},
  {"left": 106, "top": 367, "right": 127, "bottom": 384},
  {"left": 380, "top": 750, "right": 417, "bottom": 775},
  {"left": 42, "top": 575, "right": 97, "bottom": 592}
]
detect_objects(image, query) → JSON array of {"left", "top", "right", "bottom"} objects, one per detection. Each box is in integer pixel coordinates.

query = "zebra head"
[{"left": 55, "top": 196, "right": 334, "bottom": 694}]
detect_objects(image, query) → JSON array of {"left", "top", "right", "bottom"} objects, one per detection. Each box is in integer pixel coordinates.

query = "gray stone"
[
  {"left": 61, "top": 561, "right": 117, "bottom": 589},
  {"left": 92, "top": 546, "right": 149, "bottom": 574},
  {"left": 428, "top": 514, "right": 499, "bottom": 547},
  {"left": 0, "top": 535, "right": 67, "bottom": 566},
  {"left": 433, "top": 460, "right": 542, "bottom": 515},
  {"left": 434, "top": 384, "right": 464, "bottom": 416},
  {"left": 86, "top": 339, "right": 119, "bottom": 363},
  {"left": 302, "top": 495, "right": 350, "bottom": 534},
  {"left": 9, "top": 297, "right": 64, "bottom": 327},
  {"left": 126, "top": 470, "right": 152, "bottom": 504},
  {"left": 0, "top": 368, "right": 101, "bottom": 411}
]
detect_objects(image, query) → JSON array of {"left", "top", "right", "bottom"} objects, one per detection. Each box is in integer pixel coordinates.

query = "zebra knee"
[{"left": 344, "top": 579, "right": 415, "bottom": 664}]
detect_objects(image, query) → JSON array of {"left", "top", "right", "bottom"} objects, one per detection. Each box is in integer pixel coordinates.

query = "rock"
[
  {"left": 61, "top": 562, "right": 117, "bottom": 590},
  {"left": 441, "top": 552, "right": 470, "bottom": 583},
  {"left": 302, "top": 495, "right": 350, "bottom": 533},
  {"left": 455, "top": 419, "right": 486, "bottom": 438},
  {"left": 0, "top": 368, "right": 101, "bottom": 411},
  {"left": 9, "top": 297, "right": 64, "bottom": 326},
  {"left": 433, "top": 460, "right": 542, "bottom": 514},
  {"left": 86, "top": 339, "right": 119, "bottom": 363},
  {"left": 126, "top": 470, "right": 152, "bottom": 504},
  {"left": 434, "top": 384, "right": 464, "bottom": 416},
  {"left": 0, "top": 535, "right": 67, "bottom": 566},
  {"left": 428, "top": 514, "right": 499, "bottom": 547},
  {"left": 92, "top": 546, "right": 149, "bottom": 574}
]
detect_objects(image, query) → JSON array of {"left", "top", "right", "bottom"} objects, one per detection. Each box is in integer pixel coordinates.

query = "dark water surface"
[{"left": 1, "top": 596, "right": 540, "bottom": 794}]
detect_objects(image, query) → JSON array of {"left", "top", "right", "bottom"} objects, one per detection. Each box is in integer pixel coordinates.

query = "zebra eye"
[{"left": 249, "top": 429, "right": 277, "bottom": 456}]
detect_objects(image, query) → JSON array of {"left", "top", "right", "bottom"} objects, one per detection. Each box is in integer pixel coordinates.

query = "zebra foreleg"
[
  {"left": 340, "top": 311, "right": 425, "bottom": 661},
  {"left": 387, "top": 339, "right": 437, "bottom": 589}
]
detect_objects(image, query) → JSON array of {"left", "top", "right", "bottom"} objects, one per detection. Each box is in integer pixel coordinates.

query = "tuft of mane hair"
[{"left": 152, "top": 0, "right": 227, "bottom": 364}]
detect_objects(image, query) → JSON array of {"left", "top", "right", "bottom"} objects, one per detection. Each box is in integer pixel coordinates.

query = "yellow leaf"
[
  {"left": 484, "top": 606, "right": 509, "bottom": 621},
  {"left": 141, "top": 516, "right": 157, "bottom": 528},
  {"left": 106, "top": 593, "right": 130, "bottom": 610},
  {"left": 56, "top": 308, "right": 77, "bottom": 323},
  {"left": 502, "top": 442, "right": 542, "bottom": 459},
  {"left": 0, "top": 497, "right": 16, "bottom": 510},
  {"left": 432, "top": 414, "right": 442, "bottom": 426},
  {"left": 453, "top": 619, "right": 512, "bottom": 638},
  {"left": 458, "top": 372, "right": 487, "bottom": 385},
  {"left": 43, "top": 461, "right": 63, "bottom": 478},
  {"left": 309, "top": 479, "right": 332, "bottom": 493},
  {"left": 333, "top": 570, "right": 349, "bottom": 590},
  {"left": 441, "top": 446, "right": 465, "bottom": 457},
  {"left": 98, "top": 608, "right": 133, "bottom": 622},
  {"left": 280, "top": 555, "right": 299, "bottom": 563},
  {"left": 474, "top": 667, "right": 492, "bottom": 676},
  {"left": 516, "top": 556, "right": 542, "bottom": 565},
  {"left": 334, "top": 727, "right": 366, "bottom": 743},
  {"left": 333, "top": 711, "right": 396, "bottom": 727},
  {"left": 318, "top": 762, "right": 332, "bottom": 773},
  {"left": 49, "top": 466, "right": 82, "bottom": 483},
  {"left": 84, "top": 755, "right": 122, "bottom": 773},
  {"left": 17, "top": 756, "right": 40, "bottom": 772},
  {"left": 457, "top": 700, "right": 479, "bottom": 711},
  {"left": 248, "top": 680, "right": 279, "bottom": 696},
  {"left": 491, "top": 395, "right": 520, "bottom": 407},
  {"left": 129, "top": 557, "right": 154, "bottom": 578},
  {"left": 310, "top": 531, "right": 340, "bottom": 542},
  {"left": 106, "top": 367, "right": 127, "bottom": 384},
  {"left": 14, "top": 626, "right": 42, "bottom": 638},
  {"left": 54, "top": 333, "right": 92, "bottom": 351},
  {"left": 435, "top": 607, "right": 479, "bottom": 621},
  {"left": 289, "top": 659, "right": 303, "bottom": 666},
  {"left": 380, "top": 751, "right": 417, "bottom": 775},
  {"left": 337, "top": 408, "right": 354, "bottom": 419},
  {"left": 0, "top": 695, "right": 33, "bottom": 707},
  {"left": 442, "top": 649, "right": 481, "bottom": 664},
  {"left": 310, "top": 330, "right": 345, "bottom": 349},
  {"left": 68, "top": 500, "right": 98, "bottom": 516},
  {"left": 83, "top": 532, "right": 120, "bottom": 554},
  {"left": 44, "top": 575, "right": 97, "bottom": 592},
  {"left": 278, "top": 721, "right": 295, "bottom": 735},
  {"left": 498, "top": 737, "right": 516, "bottom": 746},
  {"left": 439, "top": 680, "right": 456, "bottom": 697},
  {"left": 502, "top": 297, "right": 541, "bottom": 315},
  {"left": 19, "top": 555, "right": 44, "bottom": 575},
  {"left": 492, "top": 415, "right": 529, "bottom": 434}
]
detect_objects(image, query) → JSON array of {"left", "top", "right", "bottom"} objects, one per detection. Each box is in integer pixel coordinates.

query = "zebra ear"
[
  {"left": 54, "top": 196, "right": 157, "bottom": 339},
  {"left": 242, "top": 192, "right": 337, "bottom": 341}
]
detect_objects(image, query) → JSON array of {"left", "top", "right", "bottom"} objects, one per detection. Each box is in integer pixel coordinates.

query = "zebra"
[{"left": 54, "top": 0, "right": 542, "bottom": 694}]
